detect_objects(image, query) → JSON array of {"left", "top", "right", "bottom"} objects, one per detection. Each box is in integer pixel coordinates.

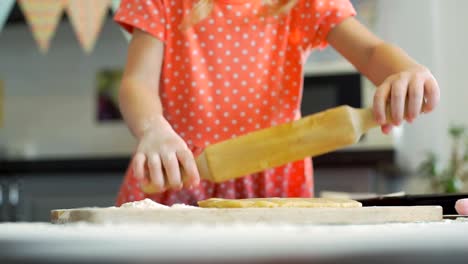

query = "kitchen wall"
[
  {"left": 375, "top": 0, "right": 445, "bottom": 173},
  {"left": 375, "top": 0, "right": 468, "bottom": 192},
  {"left": 0, "top": 18, "right": 135, "bottom": 159},
  {"left": 438, "top": 1, "right": 468, "bottom": 130}
]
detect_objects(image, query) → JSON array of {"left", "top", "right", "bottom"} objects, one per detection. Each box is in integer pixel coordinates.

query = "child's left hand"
[
  {"left": 328, "top": 18, "right": 439, "bottom": 134},
  {"left": 372, "top": 65, "right": 440, "bottom": 134}
]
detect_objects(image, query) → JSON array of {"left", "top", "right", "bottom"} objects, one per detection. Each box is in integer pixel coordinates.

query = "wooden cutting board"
[
  {"left": 143, "top": 105, "right": 387, "bottom": 193},
  {"left": 51, "top": 206, "right": 443, "bottom": 225}
]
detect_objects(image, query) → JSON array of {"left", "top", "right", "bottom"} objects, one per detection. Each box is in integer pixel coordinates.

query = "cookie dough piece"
[{"left": 198, "top": 197, "right": 362, "bottom": 208}]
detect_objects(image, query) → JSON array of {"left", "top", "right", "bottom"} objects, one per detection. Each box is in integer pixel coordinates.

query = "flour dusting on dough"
[
  {"left": 120, "top": 198, "right": 199, "bottom": 209},
  {"left": 171, "top": 204, "right": 200, "bottom": 209},
  {"left": 120, "top": 199, "right": 169, "bottom": 209}
]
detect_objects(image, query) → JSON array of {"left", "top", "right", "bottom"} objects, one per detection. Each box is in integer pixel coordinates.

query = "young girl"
[{"left": 114, "top": 0, "right": 440, "bottom": 206}]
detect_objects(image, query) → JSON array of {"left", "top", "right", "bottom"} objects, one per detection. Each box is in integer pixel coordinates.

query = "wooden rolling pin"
[{"left": 142, "top": 105, "right": 389, "bottom": 194}]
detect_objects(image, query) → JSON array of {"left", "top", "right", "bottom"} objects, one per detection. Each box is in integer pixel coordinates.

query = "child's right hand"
[{"left": 132, "top": 116, "right": 200, "bottom": 193}]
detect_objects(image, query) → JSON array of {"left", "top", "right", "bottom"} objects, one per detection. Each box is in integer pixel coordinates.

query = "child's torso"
[
  {"left": 159, "top": 1, "right": 316, "bottom": 149},
  {"left": 116, "top": 0, "right": 355, "bottom": 147}
]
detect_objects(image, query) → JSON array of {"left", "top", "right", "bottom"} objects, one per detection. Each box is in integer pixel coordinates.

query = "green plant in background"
[{"left": 418, "top": 124, "right": 468, "bottom": 193}]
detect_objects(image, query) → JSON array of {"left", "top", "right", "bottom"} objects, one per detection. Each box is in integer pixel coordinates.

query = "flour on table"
[
  {"left": 120, "top": 198, "right": 199, "bottom": 209},
  {"left": 120, "top": 199, "right": 169, "bottom": 209}
]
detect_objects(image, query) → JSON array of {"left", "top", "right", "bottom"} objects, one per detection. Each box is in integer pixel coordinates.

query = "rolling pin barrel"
[{"left": 142, "top": 105, "right": 394, "bottom": 194}]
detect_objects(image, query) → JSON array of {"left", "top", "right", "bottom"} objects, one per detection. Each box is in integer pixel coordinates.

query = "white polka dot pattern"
[{"left": 114, "top": 0, "right": 355, "bottom": 206}]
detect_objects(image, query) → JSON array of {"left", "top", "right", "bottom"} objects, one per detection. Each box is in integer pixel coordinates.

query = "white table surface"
[{"left": 1, "top": 220, "right": 468, "bottom": 264}]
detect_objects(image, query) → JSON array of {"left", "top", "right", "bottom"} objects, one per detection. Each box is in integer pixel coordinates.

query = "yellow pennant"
[
  {"left": 66, "top": 0, "right": 111, "bottom": 54},
  {"left": 19, "top": 0, "right": 66, "bottom": 53}
]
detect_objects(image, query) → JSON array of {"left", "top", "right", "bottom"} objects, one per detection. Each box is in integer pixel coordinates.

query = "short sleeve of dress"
[
  {"left": 114, "top": 0, "right": 167, "bottom": 42},
  {"left": 300, "top": 0, "right": 356, "bottom": 49}
]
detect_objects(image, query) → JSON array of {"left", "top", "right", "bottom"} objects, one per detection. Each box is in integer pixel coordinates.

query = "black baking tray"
[{"left": 358, "top": 193, "right": 468, "bottom": 215}]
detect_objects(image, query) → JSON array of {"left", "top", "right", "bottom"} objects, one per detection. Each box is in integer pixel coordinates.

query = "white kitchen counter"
[{"left": 1, "top": 220, "right": 468, "bottom": 264}]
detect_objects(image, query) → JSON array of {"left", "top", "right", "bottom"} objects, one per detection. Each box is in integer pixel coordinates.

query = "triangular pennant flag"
[
  {"left": 110, "top": 0, "right": 120, "bottom": 12},
  {"left": 18, "top": 0, "right": 66, "bottom": 53},
  {"left": 66, "top": 0, "right": 111, "bottom": 54},
  {"left": 110, "top": 0, "right": 131, "bottom": 41},
  {"left": 0, "top": 0, "right": 15, "bottom": 34}
]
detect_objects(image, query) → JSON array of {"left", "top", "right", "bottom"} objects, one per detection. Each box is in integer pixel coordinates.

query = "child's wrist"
[{"left": 138, "top": 115, "right": 171, "bottom": 139}]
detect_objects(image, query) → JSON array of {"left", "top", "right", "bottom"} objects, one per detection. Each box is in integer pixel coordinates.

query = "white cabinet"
[
  {"left": 2, "top": 174, "right": 122, "bottom": 222},
  {"left": 314, "top": 167, "right": 402, "bottom": 197},
  {"left": 314, "top": 168, "right": 376, "bottom": 195}
]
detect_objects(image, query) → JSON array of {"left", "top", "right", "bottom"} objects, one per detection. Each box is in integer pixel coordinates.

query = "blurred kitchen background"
[{"left": 0, "top": 0, "right": 467, "bottom": 222}]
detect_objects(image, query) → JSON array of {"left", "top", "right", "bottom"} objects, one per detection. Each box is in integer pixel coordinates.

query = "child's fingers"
[
  {"left": 381, "top": 124, "right": 393, "bottom": 134},
  {"left": 148, "top": 153, "right": 165, "bottom": 192},
  {"left": 132, "top": 152, "right": 146, "bottom": 180},
  {"left": 406, "top": 76, "right": 425, "bottom": 123},
  {"left": 390, "top": 78, "right": 409, "bottom": 126},
  {"left": 373, "top": 80, "right": 391, "bottom": 125},
  {"left": 422, "top": 77, "right": 440, "bottom": 113},
  {"left": 161, "top": 152, "right": 182, "bottom": 190},
  {"left": 177, "top": 149, "right": 200, "bottom": 188}
]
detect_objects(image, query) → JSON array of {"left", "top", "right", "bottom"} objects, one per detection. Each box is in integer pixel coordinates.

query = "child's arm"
[
  {"left": 119, "top": 29, "right": 200, "bottom": 192},
  {"left": 327, "top": 18, "right": 440, "bottom": 133},
  {"left": 119, "top": 29, "right": 165, "bottom": 139}
]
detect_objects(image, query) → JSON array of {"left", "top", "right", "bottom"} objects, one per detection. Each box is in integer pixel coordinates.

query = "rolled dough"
[{"left": 197, "top": 197, "right": 362, "bottom": 208}]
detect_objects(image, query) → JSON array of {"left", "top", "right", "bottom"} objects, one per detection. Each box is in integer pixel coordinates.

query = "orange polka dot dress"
[{"left": 114, "top": 0, "right": 356, "bottom": 206}]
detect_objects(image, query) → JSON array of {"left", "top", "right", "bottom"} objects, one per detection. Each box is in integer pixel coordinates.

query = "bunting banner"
[
  {"left": 66, "top": 0, "right": 111, "bottom": 54},
  {"left": 110, "top": 0, "right": 120, "bottom": 13},
  {"left": 18, "top": 0, "right": 66, "bottom": 53},
  {"left": 110, "top": 0, "right": 130, "bottom": 41},
  {"left": 0, "top": 0, "right": 15, "bottom": 34}
]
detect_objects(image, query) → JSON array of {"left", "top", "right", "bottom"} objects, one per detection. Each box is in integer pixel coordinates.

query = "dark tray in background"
[{"left": 358, "top": 193, "right": 468, "bottom": 215}]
